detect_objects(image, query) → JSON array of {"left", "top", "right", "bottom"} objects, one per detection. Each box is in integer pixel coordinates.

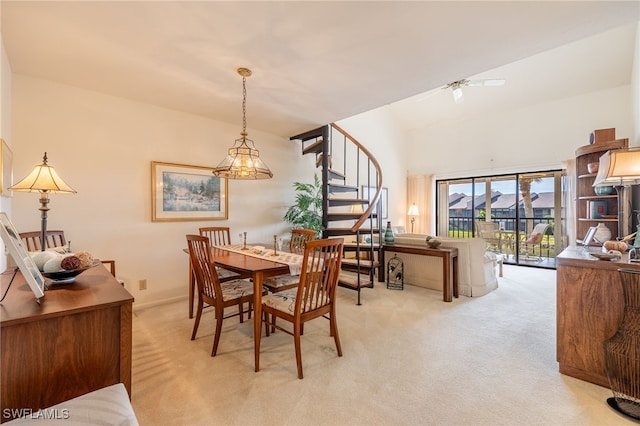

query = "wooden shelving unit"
[{"left": 575, "top": 128, "right": 628, "bottom": 242}]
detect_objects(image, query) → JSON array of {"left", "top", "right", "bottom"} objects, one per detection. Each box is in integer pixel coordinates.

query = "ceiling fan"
[{"left": 445, "top": 78, "right": 506, "bottom": 104}]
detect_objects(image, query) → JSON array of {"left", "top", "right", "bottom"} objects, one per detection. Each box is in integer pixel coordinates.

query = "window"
[{"left": 436, "top": 170, "right": 566, "bottom": 268}]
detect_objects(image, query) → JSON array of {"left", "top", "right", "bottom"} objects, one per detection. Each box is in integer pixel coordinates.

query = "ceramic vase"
[
  {"left": 384, "top": 221, "right": 395, "bottom": 244},
  {"left": 594, "top": 223, "right": 612, "bottom": 244}
]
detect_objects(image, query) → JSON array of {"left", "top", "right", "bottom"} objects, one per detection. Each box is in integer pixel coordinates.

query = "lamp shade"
[
  {"left": 593, "top": 148, "right": 640, "bottom": 187},
  {"left": 213, "top": 135, "right": 273, "bottom": 180},
  {"left": 408, "top": 203, "right": 420, "bottom": 216},
  {"left": 10, "top": 153, "right": 76, "bottom": 193}
]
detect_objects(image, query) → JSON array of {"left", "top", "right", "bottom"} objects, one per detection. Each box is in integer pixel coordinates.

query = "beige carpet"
[{"left": 130, "top": 266, "right": 630, "bottom": 425}]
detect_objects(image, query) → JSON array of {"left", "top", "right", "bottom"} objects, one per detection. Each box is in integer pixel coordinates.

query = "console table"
[
  {"left": 0, "top": 264, "right": 134, "bottom": 423},
  {"left": 380, "top": 244, "right": 459, "bottom": 302}
]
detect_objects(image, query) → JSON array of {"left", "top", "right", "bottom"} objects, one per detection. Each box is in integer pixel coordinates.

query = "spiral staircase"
[{"left": 290, "top": 123, "right": 383, "bottom": 305}]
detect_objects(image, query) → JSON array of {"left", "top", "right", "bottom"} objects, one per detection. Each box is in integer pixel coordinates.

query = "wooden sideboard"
[
  {"left": 556, "top": 247, "right": 640, "bottom": 388},
  {"left": 0, "top": 264, "right": 134, "bottom": 423}
]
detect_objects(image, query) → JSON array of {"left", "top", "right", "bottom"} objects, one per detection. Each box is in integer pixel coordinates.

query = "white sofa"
[
  {"left": 389, "top": 233, "right": 499, "bottom": 297},
  {"left": 5, "top": 383, "right": 138, "bottom": 425}
]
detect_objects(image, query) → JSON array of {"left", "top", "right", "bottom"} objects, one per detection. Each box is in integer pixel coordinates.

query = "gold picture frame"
[
  {"left": 151, "top": 161, "right": 228, "bottom": 222},
  {"left": 0, "top": 139, "right": 12, "bottom": 197}
]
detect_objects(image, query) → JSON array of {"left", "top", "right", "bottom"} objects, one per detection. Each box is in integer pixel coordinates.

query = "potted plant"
[{"left": 283, "top": 174, "right": 324, "bottom": 236}]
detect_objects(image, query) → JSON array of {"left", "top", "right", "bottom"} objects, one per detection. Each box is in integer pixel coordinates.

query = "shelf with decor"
[{"left": 575, "top": 128, "right": 628, "bottom": 243}]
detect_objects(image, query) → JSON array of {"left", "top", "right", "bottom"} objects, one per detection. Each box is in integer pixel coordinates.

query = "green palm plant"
[{"left": 283, "top": 174, "right": 324, "bottom": 236}]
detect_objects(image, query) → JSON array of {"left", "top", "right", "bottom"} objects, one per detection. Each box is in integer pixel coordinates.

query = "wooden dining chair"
[
  {"left": 19, "top": 230, "right": 67, "bottom": 251},
  {"left": 187, "top": 227, "right": 244, "bottom": 318},
  {"left": 289, "top": 228, "right": 316, "bottom": 254},
  {"left": 260, "top": 237, "right": 344, "bottom": 379},
  {"left": 262, "top": 228, "right": 316, "bottom": 294},
  {"left": 187, "top": 234, "right": 261, "bottom": 356}
]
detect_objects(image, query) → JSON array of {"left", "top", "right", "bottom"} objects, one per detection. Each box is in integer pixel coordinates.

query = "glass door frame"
[{"left": 436, "top": 169, "right": 566, "bottom": 268}]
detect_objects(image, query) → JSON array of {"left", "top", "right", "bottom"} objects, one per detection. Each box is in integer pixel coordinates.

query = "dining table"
[{"left": 207, "top": 244, "right": 303, "bottom": 372}]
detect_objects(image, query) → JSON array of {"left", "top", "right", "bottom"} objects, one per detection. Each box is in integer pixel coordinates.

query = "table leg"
[
  {"left": 188, "top": 264, "right": 194, "bottom": 319},
  {"left": 443, "top": 253, "right": 452, "bottom": 302},
  {"left": 253, "top": 271, "right": 264, "bottom": 372},
  {"left": 452, "top": 255, "right": 459, "bottom": 298}
]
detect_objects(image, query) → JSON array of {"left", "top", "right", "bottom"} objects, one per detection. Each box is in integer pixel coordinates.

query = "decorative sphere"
[
  {"left": 428, "top": 239, "right": 442, "bottom": 249},
  {"left": 43, "top": 257, "right": 63, "bottom": 273}
]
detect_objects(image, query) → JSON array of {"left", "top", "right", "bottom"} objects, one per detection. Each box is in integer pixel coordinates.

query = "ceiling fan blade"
[{"left": 452, "top": 87, "right": 464, "bottom": 104}]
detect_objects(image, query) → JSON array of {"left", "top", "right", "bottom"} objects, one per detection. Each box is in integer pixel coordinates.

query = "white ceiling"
[{"left": 2, "top": 1, "right": 639, "bottom": 138}]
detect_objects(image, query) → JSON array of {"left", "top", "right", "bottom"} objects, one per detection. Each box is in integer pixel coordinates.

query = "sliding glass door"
[{"left": 437, "top": 170, "right": 565, "bottom": 269}]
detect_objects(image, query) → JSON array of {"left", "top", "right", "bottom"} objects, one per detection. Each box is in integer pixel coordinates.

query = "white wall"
[
  {"left": 403, "top": 84, "right": 634, "bottom": 234},
  {"left": 406, "top": 85, "right": 634, "bottom": 179},
  {"left": 633, "top": 22, "right": 640, "bottom": 145},
  {"left": 11, "top": 75, "right": 315, "bottom": 307},
  {"left": 336, "top": 106, "right": 408, "bottom": 228},
  {"left": 0, "top": 35, "right": 12, "bottom": 272}
]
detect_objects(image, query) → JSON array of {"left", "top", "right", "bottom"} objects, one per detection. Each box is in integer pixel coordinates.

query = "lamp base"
[{"left": 607, "top": 397, "right": 640, "bottom": 421}]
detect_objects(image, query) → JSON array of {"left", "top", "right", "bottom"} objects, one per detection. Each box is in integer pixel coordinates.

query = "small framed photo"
[
  {"left": 361, "top": 186, "right": 388, "bottom": 219},
  {"left": 582, "top": 226, "right": 597, "bottom": 246},
  {"left": 0, "top": 212, "right": 45, "bottom": 302},
  {"left": 151, "top": 161, "right": 228, "bottom": 222},
  {"left": 0, "top": 139, "right": 12, "bottom": 197}
]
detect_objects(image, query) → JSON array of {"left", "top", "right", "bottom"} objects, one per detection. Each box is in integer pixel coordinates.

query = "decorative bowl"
[
  {"left": 43, "top": 260, "right": 100, "bottom": 284},
  {"left": 590, "top": 252, "right": 621, "bottom": 261},
  {"left": 587, "top": 162, "right": 599, "bottom": 174}
]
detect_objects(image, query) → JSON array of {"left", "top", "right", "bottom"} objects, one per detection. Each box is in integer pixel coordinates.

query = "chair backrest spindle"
[
  {"left": 19, "top": 230, "right": 67, "bottom": 251},
  {"left": 295, "top": 238, "right": 343, "bottom": 315},
  {"left": 199, "top": 227, "right": 232, "bottom": 247},
  {"left": 290, "top": 229, "right": 316, "bottom": 254}
]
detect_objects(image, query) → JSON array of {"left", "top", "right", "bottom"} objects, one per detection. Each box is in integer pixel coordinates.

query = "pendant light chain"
[{"left": 242, "top": 75, "right": 247, "bottom": 136}]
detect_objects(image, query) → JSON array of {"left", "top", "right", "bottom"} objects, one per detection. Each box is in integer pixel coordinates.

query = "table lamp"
[
  {"left": 10, "top": 152, "right": 76, "bottom": 251},
  {"left": 593, "top": 148, "right": 640, "bottom": 239},
  {"left": 408, "top": 203, "right": 419, "bottom": 233}
]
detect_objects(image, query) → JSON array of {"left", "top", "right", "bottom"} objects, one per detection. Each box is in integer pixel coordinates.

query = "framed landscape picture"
[
  {"left": 151, "top": 161, "right": 228, "bottom": 222},
  {"left": 0, "top": 139, "right": 12, "bottom": 197},
  {"left": 0, "top": 212, "right": 45, "bottom": 302}
]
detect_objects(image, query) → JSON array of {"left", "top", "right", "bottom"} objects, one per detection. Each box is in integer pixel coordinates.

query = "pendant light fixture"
[{"left": 212, "top": 67, "right": 273, "bottom": 180}]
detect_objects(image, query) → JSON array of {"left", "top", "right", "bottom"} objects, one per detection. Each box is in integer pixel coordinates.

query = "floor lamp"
[
  {"left": 408, "top": 203, "right": 419, "bottom": 233},
  {"left": 593, "top": 148, "right": 640, "bottom": 420},
  {"left": 10, "top": 152, "right": 76, "bottom": 251}
]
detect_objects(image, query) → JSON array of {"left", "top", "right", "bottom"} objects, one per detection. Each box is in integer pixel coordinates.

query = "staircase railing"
[
  {"left": 330, "top": 123, "right": 383, "bottom": 232},
  {"left": 291, "top": 123, "right": 384, "bottom": 305}
]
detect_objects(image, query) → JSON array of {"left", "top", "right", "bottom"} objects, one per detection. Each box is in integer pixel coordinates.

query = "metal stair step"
[
  {"left": 325, "top": 228, "right": 379, "bottom": 236},
  {"left": 290, "top": 127, "right": 325, "bottom": 143},
  {"left": 328, "top": 168, "right": 345, "bottom": 181},
  {"left": 328, "top": 198, "right": 370, "bottom": 207},
  {"left": 327, "top": 212, "right": 377, "bottom": 221},
  {"left": 328, "top": 183, "right": 358, "bottom": 193},
  {"left": 341, "top": 258, "right": 380, "bottom": 269},
  {"left": 338, "top": 272, "right": 374, "bottom": 290},
  {"left": 301, "top": 140, "right": 323, "bottom": 155}
]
